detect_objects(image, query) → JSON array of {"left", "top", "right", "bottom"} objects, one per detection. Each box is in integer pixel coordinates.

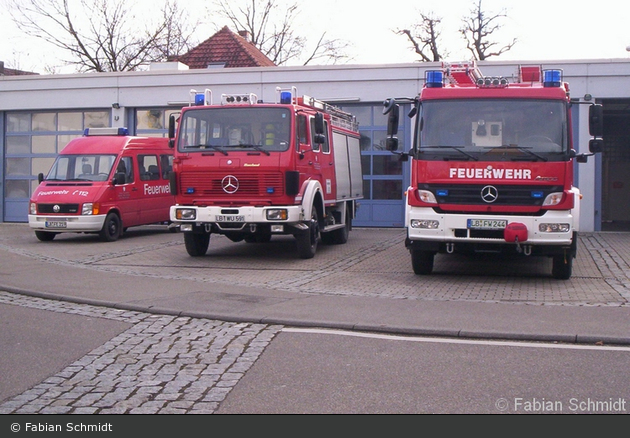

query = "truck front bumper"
[
  {"left": 28, "top": 214, "right": 107, "bottom": 233},
  {"left": 405, "top": 208, "right": 576, "bottom": 255}
]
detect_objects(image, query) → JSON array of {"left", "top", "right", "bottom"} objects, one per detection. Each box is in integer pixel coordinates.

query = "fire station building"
[{"left": 1, "top": 58, "right": 630, "bottom": 231}]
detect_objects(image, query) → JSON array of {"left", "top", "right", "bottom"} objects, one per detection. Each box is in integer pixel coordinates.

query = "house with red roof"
[{"left": 171, "top": 26, "right": 275, "bottom": 69}]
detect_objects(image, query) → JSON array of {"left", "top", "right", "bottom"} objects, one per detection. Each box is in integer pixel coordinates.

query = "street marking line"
[{"left": 282, "top": 327, "right": 630, "bottom": 352}]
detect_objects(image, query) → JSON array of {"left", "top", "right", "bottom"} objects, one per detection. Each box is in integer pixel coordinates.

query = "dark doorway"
[{"left": 600, "top": 99, "right": 630, "bottom": 231}]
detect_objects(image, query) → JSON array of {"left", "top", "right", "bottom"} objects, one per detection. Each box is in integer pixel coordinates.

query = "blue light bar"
[
  {"left": 425, "top": 70, "right": 444, "bottom": 88},
  {"left": 436, "top": 189, "right": 449, "bottom": 197},
  {"left": 194, "top": 93, "right": 205, "bottom": 105},
  {"left": 280, "top": 91, "right": 292, "bottom": 104},
  {"left": 543, "top": 69, "right": 562, "bottom": 87},
  {"left": 83, "top": 127, "right": 129, "bottom": 136}
]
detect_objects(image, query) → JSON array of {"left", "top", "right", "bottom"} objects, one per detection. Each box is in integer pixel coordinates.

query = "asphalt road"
[{"left": 1, "top": 223, "right": 629, "bottom": 414}]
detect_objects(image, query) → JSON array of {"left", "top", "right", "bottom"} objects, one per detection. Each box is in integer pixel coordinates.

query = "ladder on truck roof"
[
  {"left": 301, "top": 95, "right": 359, "bottom": 132},
  {"left": 443, "top": 61, "right": 482, "bottom": 85}
]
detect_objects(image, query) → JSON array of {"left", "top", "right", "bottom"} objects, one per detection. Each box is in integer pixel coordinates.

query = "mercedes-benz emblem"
[
  {"left": 53, "top": 204, "right": 61, "bottom": 212},
  {"left": 221, "top": 175, "right": 239, "bottom": 194},
  {"left": 480, "top": 185, "right": 498, "bottom": 203}
]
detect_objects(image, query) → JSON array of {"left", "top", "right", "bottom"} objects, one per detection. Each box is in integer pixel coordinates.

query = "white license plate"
[
  {"left": 45, "top": 221, "right": 67, "bottom": 229},
  {"left": 467, "top": 219, "right": 507, "bottom": 230},
  {"left": 215, "top": 215, "right": 245, "bottom": 222}
]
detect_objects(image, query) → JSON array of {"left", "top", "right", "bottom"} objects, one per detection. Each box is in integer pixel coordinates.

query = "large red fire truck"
[
  {"left": 383, "top": 62, "right": 604, "bottom": 279},
  {"left": 168, "top": 87, "right": 363, "bottom": 259}
]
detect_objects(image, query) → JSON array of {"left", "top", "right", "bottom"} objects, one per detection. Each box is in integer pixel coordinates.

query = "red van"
[{"left": 28, "top": 127, "right": 175, "bottom": 242}]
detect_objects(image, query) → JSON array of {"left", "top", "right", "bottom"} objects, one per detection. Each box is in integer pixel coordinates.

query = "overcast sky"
[{"left": 2, "top": 0, "right": 629, "bottom": 73}]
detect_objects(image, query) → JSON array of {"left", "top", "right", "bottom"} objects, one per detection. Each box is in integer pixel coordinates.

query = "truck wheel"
[
  {"left": 296, "top": 208, "right": 319, "bottom": 259},
  {"left": 552, "top": 254, "right": 573, "bottom": 280},
  {"left": 35, "top": 231, "right": 57, "bottom": 242},
  {"left": 322, "top": 205, "right": 351, "bottom": 245},
  {"left": 99, "top": 212, "right": 121, "bottom": 242},
  {"left": 184, "top": 232, "right": 210, "bottom": 256},
  {"left": 411, "top": 249, "right": 434, "bottom": 275}
]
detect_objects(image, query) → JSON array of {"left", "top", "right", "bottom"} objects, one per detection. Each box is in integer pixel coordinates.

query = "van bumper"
[{"left": 28, "top": 215, "right": 107, "bottom": 233}]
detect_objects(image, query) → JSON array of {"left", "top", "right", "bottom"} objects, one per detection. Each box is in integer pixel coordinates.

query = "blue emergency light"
[
  {"left": 543, "top": 69, "right": 563, "bottom": 87},
  {"left": 436, "top": 189, "right": 449, "bottom": 197},
  {"left": 280, "top": 91, "right": 292, "bottom": 104},
  {"left": 531, "top": 191, "right": 544, "bottom": 199},
  {"left": 186, "top": 188, "right": 195, "bottom": 194},
  {"left": 194, "top": 93, "right": 205, "bottom": 105},
  {"left": 425, "top": 70, "right": 444, "bottom": 88}
]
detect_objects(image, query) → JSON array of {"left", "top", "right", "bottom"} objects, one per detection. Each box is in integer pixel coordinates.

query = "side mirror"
[
  {"left": 37, "top": 173, "right": 44, "bottom": 184},
  {"left": 168, "top": 113, "right": 179, "bottom": 148},
  {"left": 387, "top": 104, "right": 400, "bottom": 137},
  {"left": 589, "top": 138, "right": 604, "bottom": 154},
  {"left": 386, "top": 137, "right": 399, "bottom": 152},
  {"left": 313, "top": 133, "right": 325, "bottom": 144},
  {"left": 589, "top": 104, "right": 603, "bottom": 138},
  {"left": 112, "top": 173, "right": 125, "bottom": 185},
  {"left": 314, "top": 112, "right": 325, "bottom": 135}
]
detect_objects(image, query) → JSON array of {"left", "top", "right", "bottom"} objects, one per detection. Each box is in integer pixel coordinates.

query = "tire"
[
  {"left": 321, "top": 206, "right": 351, "bottom": 245},
  {"left": 35, "top": 231, "right": 57, "bottom": 242},
  {"left": 184, "top": 232, "right": 210, "bottom": 256},
  {"left": 296, "top": 208, "right": 319, "bottom": 259},
  {"left": 552, "top": 254, "right": 573, "bottom": 280},
  {"left": 411, "top": 249, "right": 434, "bottom": 275},
  {"left": 99, "top": 212, "right": 121, "bottom": 242}
]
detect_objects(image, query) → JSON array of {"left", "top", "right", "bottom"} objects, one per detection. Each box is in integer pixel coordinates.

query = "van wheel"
[
  {"left": 552, "top": 254, "right": 573, "bottom": 280},
  {"left": 296, "top": 208, "right": 319, "bottom": 259},
  {"left": 99, "top": 213, "right": 121, "bottom": 242},
  {"left": 411, "top": 250, "right": 434, "bottom": 275},
  {"left": 184, "top": 232, "right": 210, "bottom": 256},
  {"left": 35, "top": 231, "right": 57, "bottom": 242}
]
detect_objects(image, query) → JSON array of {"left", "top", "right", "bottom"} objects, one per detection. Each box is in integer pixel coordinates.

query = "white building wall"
[{"left": 2, "top": 59, "right": 630, "bottom": 230}]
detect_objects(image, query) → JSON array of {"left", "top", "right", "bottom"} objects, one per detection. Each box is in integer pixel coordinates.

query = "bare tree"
[
  {"left": 396, "top": 12, "right": 446, "bottom": 62},
  {"left": 214, "top": 0, "right": 350, "bottom": 66},
  {"left": 6, "top": 0, "right": 197, "bottom": 72},
  {"left": 460, "top": 0, "right": 517, "bottom": 61}
]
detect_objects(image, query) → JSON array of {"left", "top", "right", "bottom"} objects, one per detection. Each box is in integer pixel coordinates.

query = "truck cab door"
[
  {"left": 295, "top": 114, "right": 321, "bottom": 189},
  {"left": 112, "top": 155, "right": 140, "bottom": 227},
  {"left": 312, "top": 116, "right": 336, "bottom": 200}
]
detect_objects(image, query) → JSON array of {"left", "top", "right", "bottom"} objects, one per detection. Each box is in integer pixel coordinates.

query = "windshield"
[
  {"left": 418, "top": 99, "right": 568, "bottom": 161},
  {"left": 46, "top": 154, "right": 117, "bottom": 182},
  {"left": 177, "top": 107, "right": 291, "bottom": 154}
]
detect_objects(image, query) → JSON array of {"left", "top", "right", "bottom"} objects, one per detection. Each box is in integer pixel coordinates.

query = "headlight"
[
  {"left": 543, "top": 192, "right": 563, "bottom": 206},
  {"left": 417, "top": 190, "right": 437, "bottom": 204},
  {"left": 539, "top": 223, "right": 570, "bottom": 233},
  {"left": 82, "top": 203, "right": 94, "bottom": 215},
  {"left": 266, "top": 209, "right": 288, "bottom": 220},
  {"left": 30, "top": 203, "right": 37, "bottom": 215},
  {"left": 176, "top": 208, "right": 196, "bottom": 220}
]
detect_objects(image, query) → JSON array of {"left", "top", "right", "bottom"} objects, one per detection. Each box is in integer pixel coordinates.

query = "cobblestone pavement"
[
  {"left": 1, "top": 224, "right": 630, "bottom": 414},
  {"left": 0, "top": 291, "right": 282, "bottom": 414}
]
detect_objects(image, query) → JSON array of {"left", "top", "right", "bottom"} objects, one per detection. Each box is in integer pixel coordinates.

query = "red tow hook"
[{"left": 504, "top": 222, "right": 528, "bottom": 254}]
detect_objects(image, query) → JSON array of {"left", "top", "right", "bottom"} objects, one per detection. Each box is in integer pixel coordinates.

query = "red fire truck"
[
  {"left": 383, "top": 62, "right": 604, "bottom": 279},
  {"left": 29, "top": 127, "right": 174, "bottom": 242},
  {"left": 168, "top": 87, "right": 363, "bottom": 259}
]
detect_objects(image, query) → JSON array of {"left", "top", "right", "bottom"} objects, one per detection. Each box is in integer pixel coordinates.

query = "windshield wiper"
[
  {"left": 421, "top": 146, "right": 479, "bottom": 161},
  {"left": 183, "top": 144, "right": 228, "bottom": 155},
  {"left": 491, "top": 144, "right": 548, "bottom": 162},
  {"left": 238, "top": 144, "right": 271, "bottom": 156}
]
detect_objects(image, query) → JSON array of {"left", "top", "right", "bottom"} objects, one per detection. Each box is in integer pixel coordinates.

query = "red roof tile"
[{"left": 172, "top": 26, "right": 275, "bottom": 69}]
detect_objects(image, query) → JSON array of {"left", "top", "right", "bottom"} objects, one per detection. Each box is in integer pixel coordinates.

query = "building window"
[{"left": 4, "top": 110, "right": 111, "bottom": 222}]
